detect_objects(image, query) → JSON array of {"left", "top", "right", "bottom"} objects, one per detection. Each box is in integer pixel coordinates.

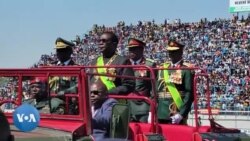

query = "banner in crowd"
[{"left": 229, "top": 0, "right": 250, "bottom": 13}]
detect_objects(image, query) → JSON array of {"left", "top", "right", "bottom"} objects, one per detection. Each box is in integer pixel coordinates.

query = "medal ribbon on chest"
[{"left": 169, "top": 69, "right": 182, "bottom": 84}]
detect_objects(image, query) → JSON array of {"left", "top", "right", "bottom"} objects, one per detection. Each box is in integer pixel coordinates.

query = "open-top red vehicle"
[{"left": 0, "top": 65, "right": 250, "bottom": 141}]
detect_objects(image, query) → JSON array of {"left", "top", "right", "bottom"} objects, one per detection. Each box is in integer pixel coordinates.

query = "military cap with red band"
[
  {"left": 127, "top": 38, "right": 146, "bottom": 48},
  {"left": 166, "top": 40, "right": 184, "bottom": 51},
  {"left": 30, "top": 77, "right": 47, "bottom": 84}
]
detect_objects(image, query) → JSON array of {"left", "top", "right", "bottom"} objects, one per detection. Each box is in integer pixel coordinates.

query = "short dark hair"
[{"left": 102, "top": 31, "right": 118, "bottom": 43}]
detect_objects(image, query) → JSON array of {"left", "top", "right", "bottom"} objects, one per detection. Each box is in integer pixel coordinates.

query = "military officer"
[
  {"left": 50, "top": 37, "right": 78, "bottom": 114},
  {"left": 89, "top": 31, "right": 135, "bottom": 95},
  {"left": 127, "top": 38, "right": 156, "bottom": 122},
  {"left": 157, "top": 39, "right": 194, "bottom": 124},
  {"left": 50, "top": 37, "right": 77, "bottom": 94},
  {"left": 54, "top": 37, "right": 76, "bottom": 66},
  {"left": 24, "top": 77, "right": 64, "bottom": 114}
]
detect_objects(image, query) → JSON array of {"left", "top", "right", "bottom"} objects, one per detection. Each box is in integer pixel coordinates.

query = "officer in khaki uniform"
[
  {"left": 127, "top": 38, "right": 156, "bottom": 122},
  {"left": 23, "top": 77, "right": 64, "bottom": 114},
  {"left": 157, "top": 39, "right": 194, "bottom": 124}
]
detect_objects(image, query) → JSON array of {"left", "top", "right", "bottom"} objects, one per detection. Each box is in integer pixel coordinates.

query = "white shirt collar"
[
  {"left": 57, "top": 59, "right": 71, "bottom": 66},
  {"left": 171, "top": 59, "right": 183, "bottom": 67},
  {"left": 130, "top": 58, "right": 142, "bottom": 65}
]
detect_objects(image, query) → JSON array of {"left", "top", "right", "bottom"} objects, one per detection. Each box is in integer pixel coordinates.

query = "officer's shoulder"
[
  {"left": 158, "top": 61, "right": 171, "bottom": 66},
  {"left": 145, "top": 58, "right": 156, "bottom": 66},
  {"left": 183, "top": 62, "right": 194, "bottom": 67},
  {"left": 116, "top": 54, "right": 129, "bottom": 63},
  {"left": 145, "top": 58, "right": 155, "bottom": 63},
  {"left": 116, "top": 54, "right": 125, "bottom": 59},
  {"left": 183, "top": 62, "right": 196, "bottom": 74}
]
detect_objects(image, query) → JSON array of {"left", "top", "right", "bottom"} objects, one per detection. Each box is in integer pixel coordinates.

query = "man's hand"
[{"left": 170, "top": 113, "right": 183, "bottom": 124}]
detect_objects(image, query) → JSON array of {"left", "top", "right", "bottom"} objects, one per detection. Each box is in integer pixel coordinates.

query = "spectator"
[{"left": 34, "top": 17, "right": 250, "bottom": 111}]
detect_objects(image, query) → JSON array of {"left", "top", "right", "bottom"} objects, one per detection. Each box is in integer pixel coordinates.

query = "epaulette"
[
  {"left": 144, "top": 58, "right": 156, "bottom": 67},
  {"left": 161, "top": 61, "right": 171, "bottom": 65},
  {"left": 157, "top": 62, "right": 171, "bottom": 68},
  {"left": 183, "top": 62, "right": 194, "bottom": 67},
  {"left": 145, "top": 58, "right": 155, "bottom": 63}
]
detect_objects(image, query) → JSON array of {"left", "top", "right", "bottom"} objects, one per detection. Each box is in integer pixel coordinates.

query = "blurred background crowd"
[{"left": 1, "top": 15, "right": 250, "bottom": 112}]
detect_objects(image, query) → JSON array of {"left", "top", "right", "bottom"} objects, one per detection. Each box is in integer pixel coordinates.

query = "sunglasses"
[
  {"left": 90, "top": 90, "right": 100, "bottom": 95},
  {"left": 98, "top": 38, "right": 111, "bottom": 43}
]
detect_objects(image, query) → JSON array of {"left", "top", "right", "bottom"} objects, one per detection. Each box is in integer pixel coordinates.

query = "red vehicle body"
[{"left": 0, "top": 66, "right": 249, "bottom": 141}]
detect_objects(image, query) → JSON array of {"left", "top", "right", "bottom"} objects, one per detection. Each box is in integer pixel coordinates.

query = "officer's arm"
[
  {"left": 179, "top": 70, "right": 194, "bottom": 118},
  {"left": 63, "top": 84, "right": 77, "bottom": 94},
  {"left": 50, "top": 98, "right": 65, "bottom": 114}
]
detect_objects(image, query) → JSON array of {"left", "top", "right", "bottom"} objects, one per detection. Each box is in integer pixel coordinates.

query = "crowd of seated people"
[{"left": 31, "top": 15, "right": 250, "bottom": 111}]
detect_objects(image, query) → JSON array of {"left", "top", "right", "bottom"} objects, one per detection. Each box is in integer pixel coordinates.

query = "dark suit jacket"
[
  {"left": 90, "top": 54, "right": 135, "bottom": 95},
  {"left": 92, "top": 98, "right": 117, "bottom": 140}
]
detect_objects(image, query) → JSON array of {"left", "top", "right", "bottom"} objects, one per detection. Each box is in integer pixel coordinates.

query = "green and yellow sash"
[
  {"left": 163, "top": 63, "right": 184, "bottom": 109},
  {"left": 96, "top": 56, "right": 116, "bottom": 90}
]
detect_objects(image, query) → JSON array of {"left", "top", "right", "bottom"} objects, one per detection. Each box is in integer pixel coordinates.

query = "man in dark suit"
[
  {"left": 89, "top": 31, "right": 134, "bottom": 95},
  {"left": 90, "top": 81, "right": 117, "bottom": 140},
  {"left": 126, "top": 38, "right": 156, "bottom": 122},
  {"left": 157, "top": 39, "right": 194, "bottom": 124}
]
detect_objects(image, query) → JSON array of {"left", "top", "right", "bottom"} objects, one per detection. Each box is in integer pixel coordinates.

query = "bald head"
[
  {"left": 90, "top": 81, "right": 107, "bottom": 94},
  {"left": 90, "top": 81, "right": 108, "bottom": 107}
]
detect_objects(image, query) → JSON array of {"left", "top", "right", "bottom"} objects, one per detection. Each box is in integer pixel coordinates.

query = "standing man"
[
  {"left": 54, "top": 37, "right": 76, "bottom": 66},
  {"left": 157, "top": 39, "right": 194, "bottom": 124},
  {"left": 89, "top": 31, "right": 134, "bottom": 95},
  {"left": 90, "top": 81, "right": 117, "bottom": 140},
  {"left": 127, "top": 38, "right": 156, "bottom": 122},
  {"left": 50, "top": 37, "right": 78, "bottom": 114}
]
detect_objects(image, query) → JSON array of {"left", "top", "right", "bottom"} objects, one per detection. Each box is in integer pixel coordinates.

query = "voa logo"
[
  {"left": 13, "top": 103, "right": 40, "bottom": 132},
  {"left": 16, "top": 113, "right": 37, "bottom": 122}
]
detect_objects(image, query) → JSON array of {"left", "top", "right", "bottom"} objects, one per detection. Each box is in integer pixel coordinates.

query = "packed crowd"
[
  {"left": 32, "top": 16, "right": 250, "bottom": 111},
  {"left": 0, "top": 78, "right": 18, "bottom": 110}
]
